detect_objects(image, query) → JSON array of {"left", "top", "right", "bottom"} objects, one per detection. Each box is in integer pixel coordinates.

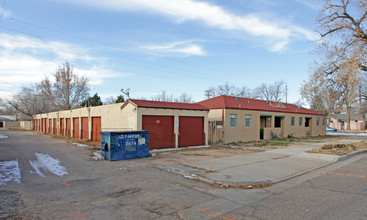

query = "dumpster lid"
[{"left": 100, "top": 130, "right": 148, "bottom": 134}]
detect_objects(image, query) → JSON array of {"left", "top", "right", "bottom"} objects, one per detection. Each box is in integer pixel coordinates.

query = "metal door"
[
  {"left": 92, "top": 117, "right": 101, "bottom": 142},
  {"left": 81, "top": 117, "right": 89, "bottom": 139},
  {"left": 53, "top": 118, "right": 57, "bottom": 135},
  {"left": 66, "top": 118, "right": 71, "bottom": 137},
  {"left": 60, "top": 118, "right": 65, "bottom": 136},
  {"left": 73, "top": 117, "right": 79, "bottom": 138},
  {"left": 142, "top": 115, "right": 174, "bottom": 149},
  {"left": 179, "top": 116, "right": 205, "bottom": 147},
  {"left": 48, "top": 119, "right": 52, "bottom": 134}
]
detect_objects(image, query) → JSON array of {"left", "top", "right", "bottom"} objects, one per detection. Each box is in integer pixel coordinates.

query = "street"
[{"left": 1, "top": 128, "right": 367, "bottom": 219}]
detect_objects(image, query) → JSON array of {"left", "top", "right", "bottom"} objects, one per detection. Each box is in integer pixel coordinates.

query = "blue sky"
[{"left": 0, "top": 0, "right": 321, "bottom": 103}]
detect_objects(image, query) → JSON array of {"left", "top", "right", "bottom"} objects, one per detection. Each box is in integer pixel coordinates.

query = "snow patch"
[
  {"left": 70, "top": 142, "right": 88, "bottom": 148},
  {"left": 0, "top": 135, "right": 8, "bottom": 139},
  {"left": 0, "top": 160, "right": 21, "bottom": 185},
  {"left": 327, "top": 132, "right": 367, "bottom": 136},
  {"left": 30, "top": 153, "right": 68, "bottom": 177}
]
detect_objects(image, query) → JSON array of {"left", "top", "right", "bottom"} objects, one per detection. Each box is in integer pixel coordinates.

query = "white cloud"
[
  {"left": 141, "top": 40, "right": 206, "bottom": 56},
  {"left": 0, "top": 33, "right": 124, "bottom": 98},
  {"left": 62, "top": 0, "right": 317, "bottom": 51}
]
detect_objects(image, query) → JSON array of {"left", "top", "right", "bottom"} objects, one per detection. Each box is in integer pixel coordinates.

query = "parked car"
[{"left": 326, "top": 126, "right": 337, "bottom": 132}]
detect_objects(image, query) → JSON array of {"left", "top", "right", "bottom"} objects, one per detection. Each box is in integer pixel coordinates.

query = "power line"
[
  {"left": 0, "top": 79, "right": 21, "bottom": 88},
  {"left": 0, "top": 26, "right": 228, "bottom": 84},
  {"left": 4, "top": 17, "right": 265, "bottom": 82}
]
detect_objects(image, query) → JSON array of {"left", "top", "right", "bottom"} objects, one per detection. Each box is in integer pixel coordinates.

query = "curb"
[{"left": 164, "top": 149, "right": 367, "bottom": 188}]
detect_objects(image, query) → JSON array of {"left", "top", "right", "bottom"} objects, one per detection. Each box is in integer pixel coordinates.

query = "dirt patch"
[
  {"left": 307, "top": 141, "right": 367, "bottom": 156},
  {"left": 150, "top": 146, "right": 257, "bottom": 165},
  {"left": 228, "top": 136, "right": 340, "bottom": 149}
]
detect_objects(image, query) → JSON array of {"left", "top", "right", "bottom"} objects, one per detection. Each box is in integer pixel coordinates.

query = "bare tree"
[
  {"left": 175, "top": 93, "right": 193, "bottom": 103},
  {"left": 316, "top": 0, "right": 367, "bottom": 75},
  {"left": 235, "top": 86, "right": 251, "bottom": 98},
  {"left": 254, "top": 81, "right": 286, "bottom": 102},
  {"left": 204, "top": 87, "right": 216, "bottom": 99},
  {"left": 151, "top": 91, "right": 173, "bottom": 102},
  {"left": 217, "top": 82, "right": 236, "bottom": 96},
  {"left": 52, "top": 62, "right": 89, "bottom": 110},
  {"left": 9, "top": 85, "right": 54, "bottom": 116}
]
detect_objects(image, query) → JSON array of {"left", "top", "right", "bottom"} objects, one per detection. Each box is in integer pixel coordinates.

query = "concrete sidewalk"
[{"left": 159, "top": 138, "right": 367, "bottom": 187}]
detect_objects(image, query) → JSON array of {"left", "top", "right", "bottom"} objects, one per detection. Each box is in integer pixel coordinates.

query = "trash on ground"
[
  {"left": 184, "top": 173, "right": 198, "bottom": 179},
  {"left": 92, "top": 151, "right": 103, "bottom": 160},
  {"left": 70, "top": 142, "right": 89, "bottom": 148}
]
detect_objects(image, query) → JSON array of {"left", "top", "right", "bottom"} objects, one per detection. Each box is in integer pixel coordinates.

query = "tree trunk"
[
  {"left": 362, "top": 113, "right": 366, "bottom": 130},
  {"left": 347, "top": 105, "right": 351, "bottom": 130}
]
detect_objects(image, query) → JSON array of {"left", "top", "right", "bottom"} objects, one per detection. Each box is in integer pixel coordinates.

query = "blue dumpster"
[{"left": 101, "top": 131, "right": 149, "bottom": 161}]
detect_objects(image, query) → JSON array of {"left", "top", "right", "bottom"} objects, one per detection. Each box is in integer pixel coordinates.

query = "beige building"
[
  {"left": 33, "top": 100, "right": 209, "bottom": 149},
  {"left": 198, "top": 95, "right": 326, "bottom": 144},
  {"left": 33, "top": 96, "right": 326, "bottom": 148},
  {"left": 329, "top": 113, "right": 367, "bottom": 131}
]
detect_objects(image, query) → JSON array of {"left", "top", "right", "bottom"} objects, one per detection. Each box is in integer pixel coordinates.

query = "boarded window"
[
  {"left": 291, "top": 117, "right": 295, "bottom": 126},
  {"left": 299, "top": 117, "right": 303, "bottom": 126},
  {"left": 229, "top": 114, "right": 237, "bottom": 127},
  {"left": 245, "top": 114, "right": 251, "bottom": 127}
]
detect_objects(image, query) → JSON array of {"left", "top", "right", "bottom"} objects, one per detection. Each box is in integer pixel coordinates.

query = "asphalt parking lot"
[{"left": 1, "top": 128, "right": 367, "bottom": 219}]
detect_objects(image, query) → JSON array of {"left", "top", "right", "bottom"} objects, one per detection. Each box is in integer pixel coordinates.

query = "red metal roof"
[
  {"left": 121, "top": 99, "right": 209, "bottom": 111},
  {"left": 197, "top": 95, "right": 324, "bottom": 116}
]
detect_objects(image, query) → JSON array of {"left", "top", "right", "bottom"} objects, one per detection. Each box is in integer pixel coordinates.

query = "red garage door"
[
  {"left": 66, "top": 118, "right": 71, "bottom": 137},
  {"left": 73, "top": 117, "right": 79, "bottom": 139},
  {"left": 60, "top": 118, "right": 65, "bottom": 136},
  {"left": 179, "top": 116, "right": 205, "bottom": 147},
  {"left": 142, "top": 115, "right": 174, "bottom": 149},
  {"left": 91, "top": 117, "right": 101, "bottom": 142},
  {"left": 48, "top": 119, "right": 52, "bottom": 134},
  {"left": 53, "top": 118, "right": 57, "bottom": 135},
  {"left": 81, "top": 117, "right": 89, "bottom": 139},
  {"left": 42, "top": 118, "right": 46, "bottom": 133}
]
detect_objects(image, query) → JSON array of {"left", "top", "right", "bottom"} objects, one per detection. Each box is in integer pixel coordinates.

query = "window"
[
  {"left": 245, "top": 114, "right": 252, "bottom": 127},
  {"left": 230, "top": 114, "right": 237, "bottom": 127},
  {"left": 317, "top": 118, "right": 320, "bottom": 126},
  {"left": 291, "top": 117, "right": 295, "bottom": 126},
  {"left": 299, "top": 117, "right": 303, "bottom": 126},
  {"left": 322, "top": 118, "right": 325, "bottom": 126}
]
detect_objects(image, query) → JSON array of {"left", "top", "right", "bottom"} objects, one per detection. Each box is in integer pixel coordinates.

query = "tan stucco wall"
[
  {"left": 137, "top": 107, "right": 208, "bottom": 148},
  {"left": 216, "top": 109, "right": 326, "bottom": 144},
  {"left": 32, "top": 103, "right": 209, "bottom": 148},
  {"left": 20, "top": 121, "right": 32, "bottom": 130},
  {"left": 329, "top": 117, "right": 365, "bottom": 130},
  {"left": 207, "top": 109, "right": 223, "bottom": 121}
]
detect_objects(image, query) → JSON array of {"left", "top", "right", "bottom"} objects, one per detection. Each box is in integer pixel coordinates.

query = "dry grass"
[
  {"left": 307, "top": 141, "right": 367, "bottom": 156},
  {"left": 228, "top": 135, "right": 340, "bottom": 149}
]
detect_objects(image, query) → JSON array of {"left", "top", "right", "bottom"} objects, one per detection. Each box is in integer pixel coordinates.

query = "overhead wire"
[
  {"left": 0, "top": 25, "right": 226, "bottom": 84},
  {"left": 4, "top": 17, "right": 263, "bottom": 82}
]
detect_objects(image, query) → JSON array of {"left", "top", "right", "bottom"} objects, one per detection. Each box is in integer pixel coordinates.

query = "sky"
[{"left": 0, "top": 0, "right": 322, "bottom": 104}]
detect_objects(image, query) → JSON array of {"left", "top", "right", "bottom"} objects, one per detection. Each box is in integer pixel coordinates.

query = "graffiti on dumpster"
[{"left": 117, "top": 134, "right": 146, "bottom": 152}]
